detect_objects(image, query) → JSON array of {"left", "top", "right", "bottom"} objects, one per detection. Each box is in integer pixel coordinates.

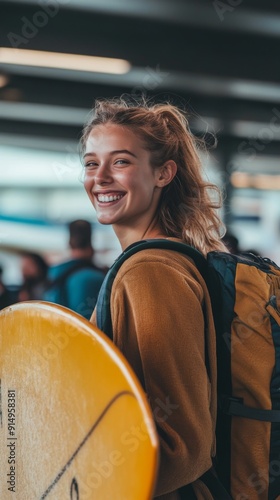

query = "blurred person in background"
[
  {"left": 44, "top": 219, "right": 104, "bottom": 320},
  {"left": 222, "top": 229, "right": 262, "bottom": 257},
  {"left": 222, "top": 230, "right": 240, "bottom": 254},
  {"left": 18, "top": 251, "right": 49, "bottom": 302},
  {"left": 0, "top": 264, "right": 11, "bottom": 310}
]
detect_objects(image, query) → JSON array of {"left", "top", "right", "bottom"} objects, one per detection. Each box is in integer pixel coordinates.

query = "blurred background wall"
[{"left": 1, "top": 0, "right": 280, "bottom": 286}]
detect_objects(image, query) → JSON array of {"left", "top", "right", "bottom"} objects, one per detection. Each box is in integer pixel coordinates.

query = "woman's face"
[{"left": 83, "top": 124, "right": 163, "bottom": 236}]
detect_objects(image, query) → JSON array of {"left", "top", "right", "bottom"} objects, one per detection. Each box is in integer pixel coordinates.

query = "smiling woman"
[
  {"left": 83, "top": 123, "right": 175, "bottom": 249},
  {"left": 80, "top": 97, "right": 228, "bottom": 499}
]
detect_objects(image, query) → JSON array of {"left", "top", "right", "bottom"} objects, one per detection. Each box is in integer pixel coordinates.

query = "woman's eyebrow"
[
  {"left": 110, "top": 149, "right": 137, "bottom": 158},
  {"left": 83, "top": 149, "right": 137, "bottom": 158}
]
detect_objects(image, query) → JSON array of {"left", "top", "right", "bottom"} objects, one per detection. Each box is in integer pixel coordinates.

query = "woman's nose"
[{"left": 94, "top": 162, "right": 112, "bottom": 184}]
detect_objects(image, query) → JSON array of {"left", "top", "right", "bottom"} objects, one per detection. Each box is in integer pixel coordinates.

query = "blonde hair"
[{"left": 81, "top": 98, "right": 227, "bottom": 255}]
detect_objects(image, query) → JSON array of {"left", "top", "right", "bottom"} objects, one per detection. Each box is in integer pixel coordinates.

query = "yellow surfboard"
[{"left": 0, "top": 302, "right": 158, "bottom": 499}]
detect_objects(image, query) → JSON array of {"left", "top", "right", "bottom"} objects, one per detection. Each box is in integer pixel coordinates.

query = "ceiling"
[
  {"left": 1, "top": 1, "right": 280, "bottom": 203},
  {"left": 0, "top": 0, "right": 280, "bottom": 265}
]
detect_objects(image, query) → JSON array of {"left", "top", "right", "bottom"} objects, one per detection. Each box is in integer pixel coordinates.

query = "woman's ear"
[{"left": 156, "top": 160, "right": 177, "bottom": 187}]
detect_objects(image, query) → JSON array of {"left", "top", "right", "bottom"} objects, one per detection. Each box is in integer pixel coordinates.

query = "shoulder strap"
[{"left": 96, "top": 238, "right": 208, "bottom": 340}]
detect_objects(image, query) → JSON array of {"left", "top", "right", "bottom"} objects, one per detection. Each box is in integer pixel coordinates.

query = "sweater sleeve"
[{"left": 111, "top": 255, "right": 214, "bottom": 496}]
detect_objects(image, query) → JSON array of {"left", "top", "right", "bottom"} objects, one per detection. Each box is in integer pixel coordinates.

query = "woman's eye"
[
  {"left": 85, "top": 161, "right": 98, "bottom": 168},
  {"left": 115, "top": 159, "right": 129, "bottom": 165}
]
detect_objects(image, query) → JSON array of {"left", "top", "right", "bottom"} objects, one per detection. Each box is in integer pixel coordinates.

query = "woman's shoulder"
[
  {"left": 115, "top": 243, "right": 203, "bottom": 284},
  {"left": 112, "top": 244, "right": 206, "bottom": 306}
]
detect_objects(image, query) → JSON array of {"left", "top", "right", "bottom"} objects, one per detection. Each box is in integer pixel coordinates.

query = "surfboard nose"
[{"left": 0, "top": 301, "right": 159, "bottom": 499}]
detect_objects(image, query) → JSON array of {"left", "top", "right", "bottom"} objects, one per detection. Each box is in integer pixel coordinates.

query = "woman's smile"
[
  {"left": 83, "top": 124, "right": 163, "bottom": 241},
  {"left": 94, "top": 191, "right": 126, "bottom": 204}
]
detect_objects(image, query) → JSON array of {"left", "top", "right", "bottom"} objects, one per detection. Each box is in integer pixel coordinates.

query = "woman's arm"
[{"left": 111, "top": 254, "right": 215, "bottom": 496}]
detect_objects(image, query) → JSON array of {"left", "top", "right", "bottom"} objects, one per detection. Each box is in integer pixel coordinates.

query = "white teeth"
[{"left": 97, "top": 194, "right": 123, "bottom": 203}]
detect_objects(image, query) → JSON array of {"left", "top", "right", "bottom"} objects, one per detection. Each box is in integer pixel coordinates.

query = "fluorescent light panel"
[
  {"left": 0, "top": 145, "right": 82, "bottom": 187},
  {"left": 231, "top": 172, "right": 280, "bottom": 190},
  {"left": 0, "top": 101, "right": 89, "bottom": 125},
  {"left": 0, "top": 48, "right": 131, "bottom": 75}
]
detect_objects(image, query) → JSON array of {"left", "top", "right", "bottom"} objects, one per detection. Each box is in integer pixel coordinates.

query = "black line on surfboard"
[
  {"left": 40, "top": 390, "right": 135, "bottom": 498},
  {"left": 70, "top": 477, "right": 79, "bottom": 499}
]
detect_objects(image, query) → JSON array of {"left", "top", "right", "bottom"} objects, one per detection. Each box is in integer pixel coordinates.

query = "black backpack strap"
[
  {"left": 199, "top": 468, "right": 232, "bottom": 499},
  {"left": 179, "top": 482, "right": 197, "bottom": 499},
  {"left": 269, "top": 476, "right": 280, "bottom": 500},
  {"left": 96, "top": 238, "right": 208, "bottom": 340},
  {"left": 221, "top": 396, "right": 280, "bottom": 422},
  {"left": 179, "top": 467, "right": 232, "bottom": 499}
]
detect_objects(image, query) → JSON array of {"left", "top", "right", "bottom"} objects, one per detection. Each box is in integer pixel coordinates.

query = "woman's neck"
[{"left": 114, "top": 221, "right": 167, "bottom": 251}]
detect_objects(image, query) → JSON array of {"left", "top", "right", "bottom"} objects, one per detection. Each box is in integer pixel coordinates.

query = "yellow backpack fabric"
[{"left": 208, "top": 251, "right": 280, "bottom": 500}]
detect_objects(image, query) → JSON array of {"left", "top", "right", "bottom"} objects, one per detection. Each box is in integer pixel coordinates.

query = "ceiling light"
[
  {"left": 231, "top": 172, "right": 280, "bottom": 190},
  {"left": 0, "top": 48, "right": 131, "bottom": 75}
]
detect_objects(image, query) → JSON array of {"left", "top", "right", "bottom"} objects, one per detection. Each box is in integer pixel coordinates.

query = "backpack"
[
  {"left": 45, "top": 260, "right": 100, "bottom": 307},
  {"left": 95, "top": 238, "right": 280, "bottom": 500}
]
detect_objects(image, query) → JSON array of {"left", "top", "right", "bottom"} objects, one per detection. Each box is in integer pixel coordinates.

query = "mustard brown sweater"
[{"left": 91, "top": 246, "right": 217, "bottom": 499}]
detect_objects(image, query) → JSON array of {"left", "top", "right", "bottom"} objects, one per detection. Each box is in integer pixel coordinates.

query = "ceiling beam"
[
  {"left": 4, "top": 0, "right": 280, "bottom": 37},
  {"left": 2, "top": 62, "right": 280, "bottom": 103}
]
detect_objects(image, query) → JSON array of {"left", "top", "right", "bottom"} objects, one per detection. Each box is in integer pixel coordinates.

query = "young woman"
[{"left": 81, "top": 98, "right": 227, "bottom": 499}]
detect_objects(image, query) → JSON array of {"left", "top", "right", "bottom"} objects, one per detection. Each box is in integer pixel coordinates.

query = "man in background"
[
  {"left": 44, "top": 220, "right": 104, "bottom": 320},
  {"left": 18, "top": 252, "right": 49, "bottom": 302},
  {"left": 0, "top": 264, "right": 11, "bottom": 310}
]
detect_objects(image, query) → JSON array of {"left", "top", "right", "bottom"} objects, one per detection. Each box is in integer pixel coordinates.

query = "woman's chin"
[{"left": 96, "top": 214, "right": 115, "bottom": 225}]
